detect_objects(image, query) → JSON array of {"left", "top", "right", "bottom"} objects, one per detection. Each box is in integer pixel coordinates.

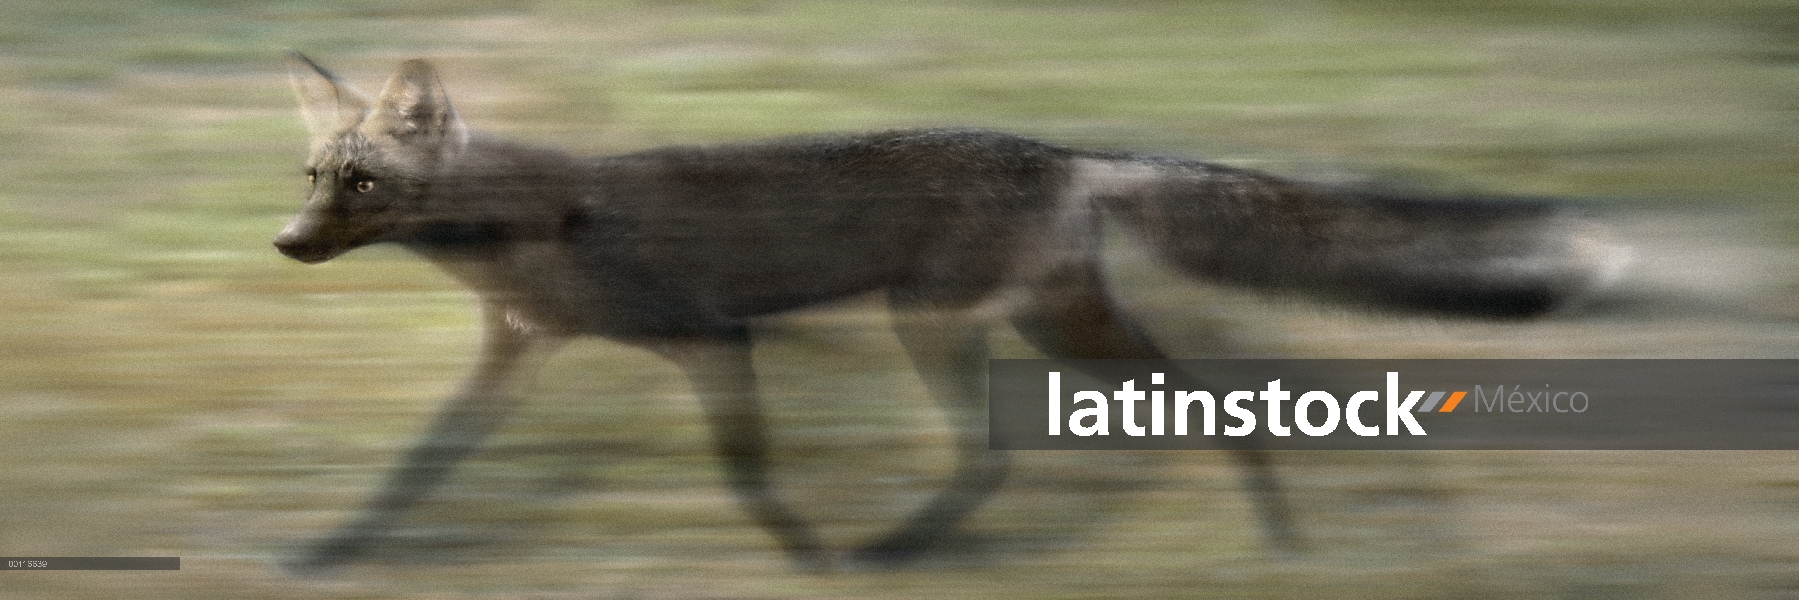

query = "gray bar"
[
  {"left": 1418, "top": 390, "right": 1446, "bottom": 412},
  {"left": 0, "top": 557, "right": 180, "bottom": 570}
]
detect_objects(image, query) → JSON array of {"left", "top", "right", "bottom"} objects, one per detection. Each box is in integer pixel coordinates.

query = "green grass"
[{"left": 0, "top": 1, "right": 1795, "bottom": 598}]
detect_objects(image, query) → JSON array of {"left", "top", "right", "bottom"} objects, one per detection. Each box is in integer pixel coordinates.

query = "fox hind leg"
[{"left": 1007, "top": 264, "right": 1301, "bottom": 555}]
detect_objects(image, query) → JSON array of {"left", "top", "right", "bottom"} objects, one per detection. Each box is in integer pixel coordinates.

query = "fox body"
[{"left": 275, "top": 53, "right": 1621, "bottom": 574}]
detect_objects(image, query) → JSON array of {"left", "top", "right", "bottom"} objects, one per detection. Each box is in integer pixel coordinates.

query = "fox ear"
[
  {"left": 287, "top": 51, "right": 372, "bottom": 143},
  {"left": 366, "top": 59, "right": 469, "bottom": 154}
]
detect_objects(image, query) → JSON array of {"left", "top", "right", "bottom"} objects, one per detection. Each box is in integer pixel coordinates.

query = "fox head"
[{"left": 274, "top": 52, "right": 469, "bottom": 263}]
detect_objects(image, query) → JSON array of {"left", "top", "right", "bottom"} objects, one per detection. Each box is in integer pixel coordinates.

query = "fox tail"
[{"left": 1081, "top": 155, "right": 1631, "bottom": 317}]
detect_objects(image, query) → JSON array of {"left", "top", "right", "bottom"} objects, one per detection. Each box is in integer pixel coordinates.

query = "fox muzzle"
[{"left": 273, "top": 216, "right": 348, "bottom": 264}]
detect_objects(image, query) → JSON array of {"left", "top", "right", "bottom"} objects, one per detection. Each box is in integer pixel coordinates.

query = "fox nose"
[
  {"left": 273, "top": 209, "right": 340, "bottom": 263},
  {"left": 273, "top": 227, "right": 334, "bottom": 264},
  {"left": 274, "top": 235, "right": 323, "bottom": 263}
]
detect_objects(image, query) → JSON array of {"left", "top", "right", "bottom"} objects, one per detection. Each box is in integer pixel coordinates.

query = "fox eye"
[
  {"left": 306, "top": 172, "right": 316, "bottom": 186},
  {"left": 355, "top": 180, "right": 375, "bottom": 193}
]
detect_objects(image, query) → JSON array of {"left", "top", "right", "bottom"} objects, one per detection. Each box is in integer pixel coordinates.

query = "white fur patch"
[
  {"left": 503, "top": 307, "right": 542, "bottom": 335},
  {"left": 1068, "top": 157, "right": 1163, "bottom": 199},
  {"left": 956, "top": 158, "right": 1169, "bottom": 322}
]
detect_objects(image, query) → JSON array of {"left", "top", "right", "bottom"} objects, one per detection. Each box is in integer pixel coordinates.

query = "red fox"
[{"left": 274, "top": 52, "right": 1625, "bottom": 574}]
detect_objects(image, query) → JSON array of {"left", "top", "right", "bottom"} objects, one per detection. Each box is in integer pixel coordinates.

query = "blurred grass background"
[{"left": 0, "top": 1, "right": 1795, "bottom": 598}]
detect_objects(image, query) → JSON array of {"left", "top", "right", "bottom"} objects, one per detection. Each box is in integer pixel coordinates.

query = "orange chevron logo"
[{"left": 1418, "top": 391, "right": 1468, "bottom": 413}]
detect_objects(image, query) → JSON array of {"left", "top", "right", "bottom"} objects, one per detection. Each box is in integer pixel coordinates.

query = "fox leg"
[
  {"left": 651, "top": 327, "right": 832, "bottom": 573},
  {"left": 1008, "top": 264, "right": 1301, "bottom": 555},
  {"left": 851, "top": 302, "right": 1010, "bottom": 567},
  {"left": 287, "top": 302, "right": 565, "bottom": 575}
]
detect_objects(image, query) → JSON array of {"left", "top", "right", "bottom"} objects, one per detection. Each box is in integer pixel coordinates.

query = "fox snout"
[
  {"left": 273, "top": 217, "right": 344, "bottom": 264},
  {"left": 273, "top": 233, "right": 335, "bottom": 264}
]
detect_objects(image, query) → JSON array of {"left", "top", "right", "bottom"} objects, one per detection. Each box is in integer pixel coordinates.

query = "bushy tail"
[{"left": 1083, "top": 155, "right": 1629, "bottom": 317}]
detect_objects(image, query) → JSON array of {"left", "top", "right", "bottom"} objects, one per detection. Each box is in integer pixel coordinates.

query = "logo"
[
  {"left": 1045, "top": 371, "right": 1576, "bottom": 438},
  {"left": 986, "top": 359, "right": 1789, "bottom": 450}
]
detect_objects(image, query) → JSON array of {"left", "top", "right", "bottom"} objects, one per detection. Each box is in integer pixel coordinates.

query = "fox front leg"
[
  {"left": 286, "top": 303, "right": 564, "bottom": 575},
  {"left": 850, "top": 305, "right": 1010, "bottom": 568},
  {"left": 649, "top": 328, "right": 833, "bottom": 573}
]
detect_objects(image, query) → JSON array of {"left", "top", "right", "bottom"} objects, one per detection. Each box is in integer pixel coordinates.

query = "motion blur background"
[{"left": 0, "top": 1, "right": 1794, "bottom": 598}]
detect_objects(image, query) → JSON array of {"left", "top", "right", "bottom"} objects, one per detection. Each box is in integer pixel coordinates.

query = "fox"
[{"left": 273, "top": 52, "right": 1626, "bottom": 574}]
